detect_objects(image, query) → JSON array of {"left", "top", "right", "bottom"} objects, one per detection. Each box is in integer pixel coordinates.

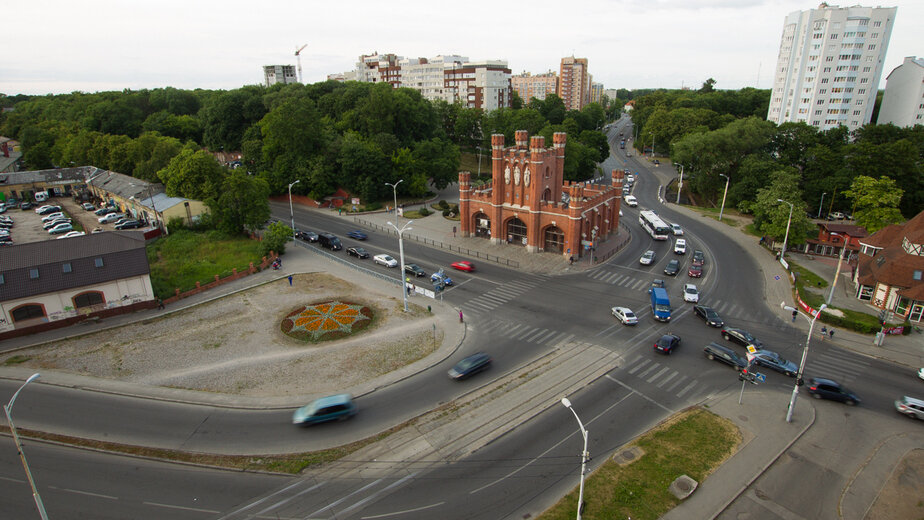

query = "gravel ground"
[{"left": 5, "top": 273, "right": 441, "bottom": 397}]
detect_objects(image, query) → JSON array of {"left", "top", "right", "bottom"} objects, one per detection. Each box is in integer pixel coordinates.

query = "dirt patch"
[
  {"left": 865, "top": 448, "right": 924, "bottom": 520},
  {"left": 3, "top": 273, "right": 440, "bottom": 397}
]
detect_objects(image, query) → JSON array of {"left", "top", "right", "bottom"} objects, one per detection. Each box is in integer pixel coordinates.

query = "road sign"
[
  {"left": 746, "top": 352, "right": 755, "bottom": 363},
  {"left": 754, "top": 372, "right": 766, "bottom": 383},
  {"left": 747, "top": 345, "right": 758, "bottom": 354}
]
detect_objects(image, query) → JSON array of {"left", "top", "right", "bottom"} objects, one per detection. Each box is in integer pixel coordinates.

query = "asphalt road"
[{"left": 3, "top": 115, "right": 922, "bottom": 519}]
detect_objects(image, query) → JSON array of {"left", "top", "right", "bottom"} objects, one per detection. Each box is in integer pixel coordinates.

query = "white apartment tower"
[
  {"left": 877, "top": 56, "right": 924, "bottom": 128},
  {"left": 767, "top": 3, "right": 897, "bottom": 131},
  {"left": 263, "top": 65, "right": 298, "bottom": 87}
]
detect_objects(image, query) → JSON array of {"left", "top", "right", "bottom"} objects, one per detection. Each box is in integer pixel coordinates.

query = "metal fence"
[
  {"left": 353, "top": 218, "right": 520, "bottom": 268},
  {"left": 595, "top": 221, "right": 633, "bottom": 263},
  {"left": 294, "top": 240, "right": 401, "bottom": 286}
]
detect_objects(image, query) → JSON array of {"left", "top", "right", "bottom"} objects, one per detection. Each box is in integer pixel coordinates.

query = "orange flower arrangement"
[{"left": 282, "top": 301, "right": 373, "bottom": 342}]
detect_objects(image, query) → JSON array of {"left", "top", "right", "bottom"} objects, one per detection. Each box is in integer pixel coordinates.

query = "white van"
[{"left": 34, "top": 191, "right": 48, "bottom": 202}]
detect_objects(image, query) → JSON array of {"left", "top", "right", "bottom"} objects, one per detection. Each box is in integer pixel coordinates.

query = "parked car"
[
  {"left": 688, "top": 264, "right": 703, "bottom": 278},
  {"left": 674, "top": 238, "right": 687, "bottom": 254},
  {"left": 346, "top": 247, "right": 370, "bottom": 259},
  {"left": 19, "top": 201, "right": 33, "bottom": 210},
  {"left": 292, "top": 394, "right": 357, "bottom": 425},
  {"left": 670, "top": 223, "right": 684, "bottom": 236},
  {"left": 703, "top": 342, "right": 746, "bottom": 370},
  {"left": 693, "top": 305, "right": 724, "bottom": 327},
  {"left": 894, "top": 396, "right": 924, "bottom": 420},
  {"left": 47, "top": 222, "right": 74, "bottom": 235},
  {"left": 624, "top": 195, "right": 638, "bottom": 207},
  {"left": 664, "top": 259, "right": 681, "bottom": 276},
  {"left": 43, "top": 218, "right": 71, "bottom": 230},
  {"left": 36, "top": 205, "right": 61, "bottom": 215},
  {"left": 114, "top": 220, "right": 142, "bottom": 230},
  {"left": 805, "top": 378, "right": 860, "bottom": 406},
  {"left": 346, "top": 230, "right": 368, "bottom": 240},
  {"left": 639, "top": 250, "right": 656, "bottom": 265},
  {"left": 98, "top": 213, "right": 123, "bottom": 224},
  {"left": 94, "top": 207, "right": 116, "bottom": 216},
  {"left": 431, "top": 271, "right": 453, "bottom": 287},
  {"left": 654, "top": 333, "right": 682, "bottom": 355},
  {"left": 648, "top": 279, "right": 666, "bottom": 294},
  {"left": 295, "top": 230, "right": 319, "bottom": 242},
  {"left": 451, "top": 261, "right": 475, "bottom": 272},
  {"left": 81, "top": 202, "right": 96, "bottom": 211},
  {"left": 722, "top": 327, "right": 763, "bottom": 348},
  {"left": 751, "top": 350, "right": 798, "bottom": 376},
  {"left": 56, "top": 231, "right": 86, "bottom": 239},
  {"left": 611, "top": 306, "right": 638, "bottom": 325},
  {"left": 374, "top": 254, "right": 398, "bottom": 268},
  {"left": 405, "top": 263, "right": 426, "bottom": 277},
  {"left": 448, "top": 352, "right": 492, "bottom": 380},
  {"left": 41, "top": 212, "right": 65, "bottom": 222},
  {"left": 692, "top": 250, "right": 705, "bottom": 266},
  {"left": 682, "top": 283, "right": 699, "bottom": 303},
  {"left": 318, "top": 233, "right": 342, "bottom": 251}
]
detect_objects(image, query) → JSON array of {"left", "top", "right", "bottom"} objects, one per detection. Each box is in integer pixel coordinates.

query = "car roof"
[
  {"left": 310, "top": 393, "right": 353, "bottom": 409},
  {"left": 809, "top": 377, "right": 839, "bottom": 386},
  {"left": 706, "top": 342, "right": 735, "bottom": 354}
]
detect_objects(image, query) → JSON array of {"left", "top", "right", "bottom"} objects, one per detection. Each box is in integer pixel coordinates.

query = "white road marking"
[
  {"left": 361, "top": 501, "right": 446, "bottom": 519},
  {"left": 143, "top": 501, "right": 219, "bottom": 513},
  {"left": 606, "top": 374, "right": 675, "bottom": 413}
]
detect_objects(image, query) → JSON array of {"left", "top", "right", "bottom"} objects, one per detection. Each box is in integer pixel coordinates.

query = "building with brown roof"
[
  {"left": 0, "top": 231, "right": 155, "bottom": 336},
  {"left": 803, "top": 222, "right": 868, "bottom": 258},
  {"left": 852, "top": 211, "right": 924, "bottom": 322}
]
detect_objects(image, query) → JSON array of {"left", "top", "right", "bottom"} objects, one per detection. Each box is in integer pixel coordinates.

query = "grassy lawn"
[
  {"left": 147, "top": 229, "right": 266, "bottom": 299},
  {"left": 540, "top": 408, "right": 740, "bottom": 520},
  {"left": 460, "top": 151, "right": 489, "bottom": 175}
]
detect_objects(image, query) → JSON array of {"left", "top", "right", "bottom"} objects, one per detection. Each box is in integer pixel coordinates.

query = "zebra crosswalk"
[
  {"left": 461, "top": 277, "right": 547, "bottom": 314},
  {"left": 804, "top": 350, "right": 871, "bottom": 384},
  {"left": 478, "top": 319, "right": 575, "bottom": 347},
  {"left": 615, "top": 353, "right": 709, "bottom": 400}
]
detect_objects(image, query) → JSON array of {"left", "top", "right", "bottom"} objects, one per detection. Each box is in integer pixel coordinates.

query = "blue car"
[
  {"left": 431, "top": 271, "right": 453, "bottom": 287},
  {"left": 751, "top": 350, "right": 798, "bottom": 377},
  {"left": 347, "top": 230, "right": 368, "bottom": 240},
  {"left": 292, "top": 394, "right": 357, "bottom": 425}
]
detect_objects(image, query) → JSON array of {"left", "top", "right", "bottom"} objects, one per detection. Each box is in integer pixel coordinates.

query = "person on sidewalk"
[
  {"left": 459, "top": 310, "right": 464, "bottom": 323},
  {"left": 829, "top": 328, "right": 835, "bottom": 340},
  {"left": 821, "top": 325, "right": 827, "bottom": 340},
  {"left": 792, "top": 310, "right": 798, "bottom": 322}
]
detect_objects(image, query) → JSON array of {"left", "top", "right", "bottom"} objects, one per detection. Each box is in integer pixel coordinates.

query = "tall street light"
[
  {"left": 387, "top": 220, "right": 413, "bottom": 312},
  {"left": 817, "top": 192, "right": 827, "bottom": 219},
  {"left": 781, "top": 303, "right": 827, "bottom": 423},
  {"left": 5, "top": 373, "right": 49, "bottom": 520},
  {"left": 674, "top": 164, "right": 684, "bottom": 204},
  {"left": 718, "top": 173, "right": 730, "bottom": 221},
  {"left": 777, "top": 199, "right": 794, "bottom": 261},
  {"left": 288, "top": 179, "right": 300, "bottom": 239},
  {"left": 385, "top": 179, "right": 404, "bottom": 221},
  {"left": 561, "top": 397, "right": 589, "bottom": 520},
  {"left": 826, "top": 233, "right": 849, "bottom": 306}
]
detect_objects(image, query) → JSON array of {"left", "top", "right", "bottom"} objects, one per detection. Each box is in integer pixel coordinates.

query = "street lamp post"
[
  {"left": 817, "top": 192, "right": 827, "bottom": 219},
  {"left": 387, "top": 220, "right": 413, "bottom": 312},
  {"left": 782, "top": 303, "right": 827, "bottom": 423},
  {"left": 288, "top": 180, "right": 300, "bottom": 239},
  {"left": 826, "top": 233, "right": 849, "bottom": 306},
  {"left": 777, "top": 199, "right": 794, "bottom": 261},
  {"left": 385, "top": 179, "right": 404, "bottom": 221},
  {"left": 675, "top": 164, "right": 684, "bottom": 204},
  {"left": 718, "top": 174, "right": 730, "bottom": 221},
  {"left": 5, "top": 373, "right": 49, "bottom": 520},
  {"left": 561, "top": 397, "right": 589, "bottom": 520},
  {"left": 476, "top": 146, "right": 483, "bottom": 177}
]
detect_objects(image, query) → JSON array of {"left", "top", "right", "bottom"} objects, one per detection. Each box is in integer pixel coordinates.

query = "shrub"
[
  {"left": 442, "top": 208, "right": 451, "bottom": 217},
  {"left": 438, "top": 200, "right": 449, "bottom": 210},
  {"left": 167, "top": 216, "right": 187, "bottom": 233},
  {"left": 419, "top": 207, "right": 430, "bottom": 216},
  {"left": 365, "top": 201, "right": 382, "bottom": 211}
]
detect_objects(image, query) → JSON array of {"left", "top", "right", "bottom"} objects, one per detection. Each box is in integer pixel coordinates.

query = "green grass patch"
[
  {"left": 3, "top": 354, "right": 32, "bottom": 365},
  {"left": 540, "top": 408, "right": 740, "bottom": 520},
  {"left": 147, "top": 229, "right": 265, "bottom": 299},
  {"left": 402, "top": 209, "right": 431, "bottom": 219},
  {"left": 460, "top": 151, "right": 488, "bottom": 174}
]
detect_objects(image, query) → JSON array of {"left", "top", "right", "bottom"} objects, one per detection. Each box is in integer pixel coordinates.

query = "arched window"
[
  {"left": 73, "top": 291, "right": 105, "bottom": 309},
  {"left": 11, "top": 304, "right": 45, "bottom": 323}
]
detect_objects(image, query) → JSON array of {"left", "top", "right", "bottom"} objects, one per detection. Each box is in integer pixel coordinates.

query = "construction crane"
[{"left": 295, "top": 44, "right": 308, "bottom": 83}]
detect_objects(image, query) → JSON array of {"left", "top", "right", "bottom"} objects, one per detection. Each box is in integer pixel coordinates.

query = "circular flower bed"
[{"left": 281, "top": 301, "right": 374, "bottom": 342}]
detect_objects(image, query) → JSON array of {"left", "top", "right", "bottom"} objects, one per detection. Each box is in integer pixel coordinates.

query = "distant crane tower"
[{"left": 295, "top": 44, "right": 308, "bottom": 83}]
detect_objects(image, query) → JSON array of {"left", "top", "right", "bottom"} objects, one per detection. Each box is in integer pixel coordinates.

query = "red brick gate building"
[{"left": 458, "top": 130, "right": 624, "bottom": 258}]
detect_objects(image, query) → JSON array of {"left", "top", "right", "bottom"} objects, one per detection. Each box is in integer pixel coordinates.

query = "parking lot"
[{"left": 1, "top": 196, "right": 137, "bottom": 245}]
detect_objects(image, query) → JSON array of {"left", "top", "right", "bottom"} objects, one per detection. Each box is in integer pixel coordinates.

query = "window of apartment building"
[
  {"left": 801, "top": 98, "right": 810, "bottom": 104},
  {"left": 821, "top": 78, "right": 829, "bottom": 84},
  {"left": 862, "top": 66, "right": 871, "bottom": 73},
  {"left": 30, "top": 268, "right": 39, "bottom": 279},
  {"left": 866, "top": 56, "right": 874, "bottom": 62},
  {"left": 62, "top": 262, "right": 72, "bottom": 274},
  {"left": 813, "top": 21, "right": 825, "bottom": 30},
  {"left": 813, "top": 33, "right": 824, "bottom": 39},
  {"left": 858, "top": 88, "right": 866, "bottom": 95},
  {"left": 868, "top": 44, "right": 876, "bottom": 50},
  {"left": 860, "top": 78, "right": 868, "bottom": 84},
  {"left": 871, "top": 32, "right": 878, "bottom": 38},
  {"left": 834, "top": 76, "right": 846, "bottom": 82},
  {"left": 872, "top": 21, "right": 880, "bottom": 27},
  {"left": 813, "top": 44, "right": 821, "bottom": 51},
  {"left": 824, "top": 67, "right": 831, "bottom": 72},
  {"left": 832, "top": 87, "right": 843, "bottom": 93},
  {"left": 94, "top": 257, "right": 104, "bottom": 268},
  {"left": 829, "top": 33, "right": 838, "bottom": 39},
  {"left": 826, "top": 56, "right": 834, "bottom": 62},
  {"left": 815, "top": 110, "right": 823, "bottom": 115},
  {"left": 817, "top": 100, "right": 826, "bottom": 105},
  {"left": 819, "top": 89, "right": 827, "bottom": 94},
  {"left": 836, "top": 66, "right": 846, "bottom": 71},
  {"left": 854, "top": 110, "right": 862, "bottom": 116},
  {"left": 859, "top": 20, "right": 869, "bottom": 26},
  {"left": 855, "top": 99, "right": 862, "bottom": 105}
]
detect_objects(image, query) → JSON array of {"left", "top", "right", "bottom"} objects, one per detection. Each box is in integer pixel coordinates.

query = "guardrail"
[
  {"left": 353, "top": 218, "right": 520, "bottom": 269},
  {"left": 294, "top": 240, "right": 401, "bottom": 286}
]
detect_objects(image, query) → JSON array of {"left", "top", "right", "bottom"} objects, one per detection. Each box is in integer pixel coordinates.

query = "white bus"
[{"left": 639, "top": 210, "right": 670, "bottom": 240}]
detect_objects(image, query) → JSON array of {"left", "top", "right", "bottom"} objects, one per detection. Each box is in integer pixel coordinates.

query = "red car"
[
  {"left": 688, "top": 264, "right": 703, "bottom": 278},
  {"left": 451, "top": 261, "right": 475, "bottom": 272}
]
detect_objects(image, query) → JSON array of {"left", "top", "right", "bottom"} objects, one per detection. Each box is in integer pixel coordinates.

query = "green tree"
[
  {"left": 751, "top": 170, "right": 814, "bottom": 246},
  {"left": 261, "top": 221, "right": 292, "bottom": 256},
  {"left": 258, "top": 96, "right": 327, "bottom": 192},
  {"left": 209, "top": 172, "right": 272, "bottom": 235},
  {"left": 158, "top": 148, "right": 226, "bottom": 200},
  {"left": 843, "top": 175, "right": 905, "bottom": 233}
]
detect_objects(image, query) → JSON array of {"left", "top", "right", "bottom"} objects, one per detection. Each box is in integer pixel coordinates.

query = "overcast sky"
[{"left": 3, "top": 1, "right": 920, "bottom": 96}]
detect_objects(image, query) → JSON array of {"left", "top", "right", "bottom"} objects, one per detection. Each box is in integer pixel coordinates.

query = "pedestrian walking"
[
  {"left": 459, "top": 310, "right": 464, "bottom": 323},
  {"left": 792, "top": 310, "right": 798, "bottom": 322},
  {"left": 821, "top": 326, "right": 827, "bottom": 339},
  {"left": 829, "top": 328, "right": 835, "bottom": 340},
  {"left": 287, "top": 275, "right": 293, "bottom": 286},
  {"left": 569, "top": 255, "right": 574, "bottom": 265},
  {"left": 157, "top": 298, "right": 164, "bottom": 310}
]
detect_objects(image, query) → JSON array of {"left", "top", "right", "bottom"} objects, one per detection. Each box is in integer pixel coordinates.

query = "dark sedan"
[
  {"left": 405, "top": 263, "right": 426, "bottom": 277},
  {"left": 751, "top": 350, "right": 798, "bottom": 376},
  {"left": 694, "top": 305, "right": 724, "bottom": 327},
  {"left": 347, "top": 247, "right": 370, "bottom": 259},
  {"left": 722, "top": 327, "right": 763, "bottom": 349},
  {"left": 703, "top": 343, "right": 746, "bottom": 370},
  {"left": 806, "top": 377, "right": 860, "bottom": 406},
  {"left": 664, "top": 259, "right": 681, "bottom": 276},
  {"left": 654, "top": 333, "right": 681, "bottom": 355},
  {"left": 347, "top": 230, "right": 368, "bottom": 240},
  {"left": 295, "top": 230, "right": 319, "bottom": 242},
  {"left": 692, "top": 250, "right": 705, "bottom": 266},
  {"left": 114, "top": 220, "right": 142, "bottom": 230},
  {"left": 448, "top": 352, "right": 492, "bottom": 380}
]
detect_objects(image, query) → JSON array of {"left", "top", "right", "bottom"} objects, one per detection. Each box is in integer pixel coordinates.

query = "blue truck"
[{"left": 650, "top": 287, "right": 672, "bottom": 322}]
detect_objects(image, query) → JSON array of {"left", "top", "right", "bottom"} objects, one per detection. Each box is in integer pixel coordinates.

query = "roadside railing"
[{"left": 294, "top": 240, "right": 401, "bottom": 286}]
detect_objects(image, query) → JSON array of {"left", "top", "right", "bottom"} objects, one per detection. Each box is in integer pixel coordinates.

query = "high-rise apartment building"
[
  {"left": 877, "top": 56, "right": 924, "bottom": 128},
  {"left": 263, "top": 65, "right": 298, "bottom": 87},
  {"left": 558, "top": 57, "right": 589, "bottom": 111},
  {"left": 511, "top": 71, "right": 559, "bottom": 102},
  {"left": 590, "top": 82, "right": 604, "bottom": 104},
  {"left": 766, "top": 4, "right": 897, "bottom": 131},
  {"left": 341, "top": 53, "right": 512, "bottom": 111}
]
